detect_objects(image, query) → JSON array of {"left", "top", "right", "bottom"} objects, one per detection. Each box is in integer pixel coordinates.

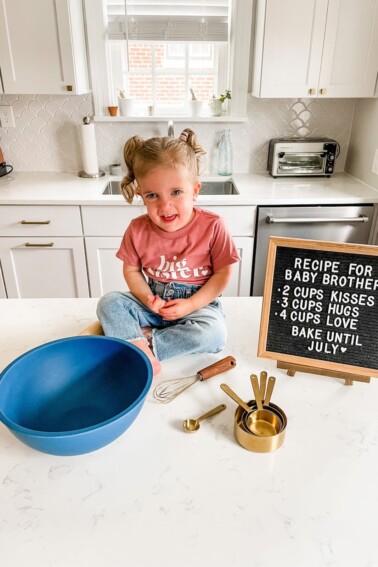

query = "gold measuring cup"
[
  {"left": 247, "top": 375, "right": 281, "bottom": 436},
  {"left": 220, "top": 376, "right": 287, "bottom": 452},
  {"left": 220, "top": 382, "right": 282, "bottom": 436},
  {"left": 234, "top": 402, "right": 287, "bottom": 452}
]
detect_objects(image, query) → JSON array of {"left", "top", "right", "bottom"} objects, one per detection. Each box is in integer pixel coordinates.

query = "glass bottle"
[{"left": 218, "top": 129, "right": 233, "bottom": 176}]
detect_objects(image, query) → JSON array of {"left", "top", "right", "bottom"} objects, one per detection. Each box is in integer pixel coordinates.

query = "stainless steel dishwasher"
[{"left": 252, "top": 204, "right": 375, "bottom": 296}]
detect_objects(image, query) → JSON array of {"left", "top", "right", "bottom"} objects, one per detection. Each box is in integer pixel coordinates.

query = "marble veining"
[{"left": 0, "top": 298, "right": 377, "bottom": 566}]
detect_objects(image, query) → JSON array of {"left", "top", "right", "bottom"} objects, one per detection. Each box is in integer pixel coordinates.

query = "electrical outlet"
[
  {"left": 372, "top": 149, "right": 378, "bottom": 176},
  {"left": 0, "top": 106, "right": 15, "bottom": 128}
]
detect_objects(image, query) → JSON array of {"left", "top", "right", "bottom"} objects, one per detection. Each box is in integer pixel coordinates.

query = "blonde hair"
[{"left": 120, "top": 128, "right": 206, "bottom": 204}]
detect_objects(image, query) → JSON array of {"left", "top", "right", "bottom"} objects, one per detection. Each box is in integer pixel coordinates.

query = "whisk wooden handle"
[{"left": 197, "top": 356, "right": 237, "bottom": 381}]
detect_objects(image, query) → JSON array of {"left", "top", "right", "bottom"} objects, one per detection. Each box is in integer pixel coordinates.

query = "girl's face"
[{"left": 137, "top": 165, "right": 201, "bottom": 232}]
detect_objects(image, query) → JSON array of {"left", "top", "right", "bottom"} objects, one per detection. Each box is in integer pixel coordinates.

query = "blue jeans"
[{"left": 96, "top": 280, "right": 227, "bottom": 361}]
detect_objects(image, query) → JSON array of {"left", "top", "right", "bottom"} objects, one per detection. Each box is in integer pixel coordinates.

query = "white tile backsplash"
[{"left": 0, "top": 93, "right": 354, "bottom": 174}]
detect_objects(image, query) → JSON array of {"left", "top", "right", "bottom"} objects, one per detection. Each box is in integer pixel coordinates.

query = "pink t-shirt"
[{"left": 116, "top": 207, "right": 240, "bottom": 285}]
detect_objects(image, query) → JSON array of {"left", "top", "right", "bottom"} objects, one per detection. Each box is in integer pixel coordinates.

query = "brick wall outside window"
[{"left": 126, "top": 42, "right": 216, "bottom": 104}]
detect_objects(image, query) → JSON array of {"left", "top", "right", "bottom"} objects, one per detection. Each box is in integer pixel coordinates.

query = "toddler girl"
[{"left": 97, "top": 128, "right": 240, "bottom": 374}]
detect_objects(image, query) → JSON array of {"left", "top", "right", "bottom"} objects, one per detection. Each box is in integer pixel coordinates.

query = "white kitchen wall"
[
  {"left": 0, "top": 93, "right": 354, "bottom": 174},
  {"left": 345, "top": 98, "right": 378, "bottom": 190}
]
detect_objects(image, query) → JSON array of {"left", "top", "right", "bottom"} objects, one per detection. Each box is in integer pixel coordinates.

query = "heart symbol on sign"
[{"left": 341, "top": 347, "right": 347, "bottom": 353}]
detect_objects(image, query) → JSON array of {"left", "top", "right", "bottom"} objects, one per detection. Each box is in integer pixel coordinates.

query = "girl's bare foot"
[
  {"left": 141, "top": 326, "right": 152, "bottom": 339},
  {"left": 130, "top": 339, "right": 161, "bottom": 375}
]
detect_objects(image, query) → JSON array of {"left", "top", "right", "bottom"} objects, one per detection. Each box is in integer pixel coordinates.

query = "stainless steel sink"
[
  {"left": 102, "top": 181, "right": 123, "bottom": 195},
  {"left": 102, "top": 180, "right": 239, "bottom": 195},
  {"left": 200, "top": 181, "right": 239, "bottom": 195}
]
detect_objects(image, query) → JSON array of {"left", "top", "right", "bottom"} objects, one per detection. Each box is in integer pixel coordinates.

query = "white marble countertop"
[
  {"left": 0, "top": 171, "right": 377, "bottom": 206},
  {"left": 0, "top": 297, "right": 377, "bottom": 567}
]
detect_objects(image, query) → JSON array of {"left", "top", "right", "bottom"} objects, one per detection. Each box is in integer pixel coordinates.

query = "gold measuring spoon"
[{"left": 183, "top": 403, "right": 226, "bottom": 433}]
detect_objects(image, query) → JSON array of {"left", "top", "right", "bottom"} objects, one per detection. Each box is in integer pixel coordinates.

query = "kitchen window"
[
  {"left": 108, "top": 39, "right": 226, "bottom": 116},
  {"left": 84, "top": 0, "right": 251, "bottom": 120}
]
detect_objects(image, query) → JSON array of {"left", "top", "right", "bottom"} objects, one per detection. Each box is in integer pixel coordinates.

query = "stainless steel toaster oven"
[{"left": 268, "top": 137, "right": 339, "bottom": 178}]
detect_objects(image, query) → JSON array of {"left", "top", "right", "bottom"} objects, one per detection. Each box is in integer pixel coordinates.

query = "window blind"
[{"left": 106, "top": 0, "right": 230, "bottom": 42}]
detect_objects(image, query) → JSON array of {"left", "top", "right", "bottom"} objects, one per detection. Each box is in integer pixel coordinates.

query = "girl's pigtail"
[
  {"left": 120, "top": 178, "right": 138, "bottom": 204},
  {"left": 120, "top": 135, "right": 144, "bottom": 204},
  {"left": 179, "top": 128, "right": 206, "bottom": 174}
]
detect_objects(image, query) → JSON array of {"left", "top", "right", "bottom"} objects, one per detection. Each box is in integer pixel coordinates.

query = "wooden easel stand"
[{"left": 277, "top": 361, "right": 371, "bottom": 386}]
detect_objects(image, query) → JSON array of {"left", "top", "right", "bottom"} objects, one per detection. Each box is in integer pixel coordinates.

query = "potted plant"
[
  {"left": 118, "top": 88, "right": 135, "bottom": 116},
  {"left": 209, "top": 89, "right": 231, "bottom": 116},
  {"left": 107, "top": 105, "right": 118, "bottom": 116}
]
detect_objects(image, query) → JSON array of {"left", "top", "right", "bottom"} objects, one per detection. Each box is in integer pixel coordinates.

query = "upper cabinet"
[
  {"left": 0, "top": 0, "right": 90, "bottom": 94},
  {"left": 251, "top": 0, "right": 378, "bottom": 98}
]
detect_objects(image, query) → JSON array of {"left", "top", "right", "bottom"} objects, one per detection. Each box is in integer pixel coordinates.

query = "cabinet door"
[
  {"left": 0, "top": 0, "right": 89, "bottom": 94},
  {"left": 222, "top": 237, "right": 253, "bottom": 297},
  {"left": 252, "top": 0, "right": 328, "bottom": 98},
  {"left": 0, "top": 237, "right": 89, "bottom": 298},
  {"left": 319, "top": 0, "right": 378, "bottom": 97},
  {"left": 85, "top": 237, "right": 128, "bottom": 297},
  {"left": 86, "top": 236, "right": 253, "bottom": 298}
]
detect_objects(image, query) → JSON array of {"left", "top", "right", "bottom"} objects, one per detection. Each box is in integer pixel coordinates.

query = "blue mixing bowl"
[{"left": 0, "top": 336, "right": 153, "bottom": 455}]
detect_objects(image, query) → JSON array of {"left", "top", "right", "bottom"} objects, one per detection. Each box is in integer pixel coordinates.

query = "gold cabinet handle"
[
  {"left": 320, "top": 88, "right": 327, "bottom": 95},
  {"left": 66, "top": 85, "right": 73, "bottom": 91},
  {"left": 21, "top": 220, "right": 51, "bottom": 225},
  {"left": 25, "top": 242, "right": 54, "bottom": 247},
  {"left": 308, "top": 88, "right": 316, "bottom": 95}
]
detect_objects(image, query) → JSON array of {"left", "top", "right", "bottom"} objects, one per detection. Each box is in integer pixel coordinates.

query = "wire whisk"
[{"left": 153, "top": 356, "right": 237, "bottom": 403}]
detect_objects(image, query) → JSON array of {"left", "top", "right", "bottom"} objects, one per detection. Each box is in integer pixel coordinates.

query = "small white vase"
[
  {"left": 209, "top": 99, "right": 223, "bottom": 116},
  {"left": 118, "top": 98, "right": 135, "bottom": 116}
]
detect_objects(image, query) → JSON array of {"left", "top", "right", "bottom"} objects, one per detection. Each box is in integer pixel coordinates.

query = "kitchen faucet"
[{"left": 167, "top": 120, "right": 174, "bottom": 137}]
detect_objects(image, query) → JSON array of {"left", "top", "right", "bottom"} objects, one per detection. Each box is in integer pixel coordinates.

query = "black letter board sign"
[{"left": 258, "top": 237, "right": 378, "bottom": 379}]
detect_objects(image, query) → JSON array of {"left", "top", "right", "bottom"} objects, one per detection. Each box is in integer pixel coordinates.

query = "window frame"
[{"left": 83, "top": 0, "right": 252, "bottom": 120}]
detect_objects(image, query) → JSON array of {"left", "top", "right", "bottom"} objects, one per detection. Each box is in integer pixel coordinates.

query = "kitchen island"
[{"left": 0, "top": 298, "right": 377, "bottom": 567}]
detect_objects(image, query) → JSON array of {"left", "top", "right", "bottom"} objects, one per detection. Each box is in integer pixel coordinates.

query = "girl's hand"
[
  {"left": 158, "top": 298, "right": 194, "bottom": 321},
  {"left": 146, "top": 294, "right": 166, "bottom": 313}
]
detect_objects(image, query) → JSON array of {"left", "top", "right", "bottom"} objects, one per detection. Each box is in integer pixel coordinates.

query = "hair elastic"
[{"left": 179, "top": 131, "right": 189, "bottom": 142}]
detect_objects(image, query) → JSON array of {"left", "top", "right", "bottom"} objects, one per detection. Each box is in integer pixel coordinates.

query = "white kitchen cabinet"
[
  {"left": 85, "top": 236, "right": 127, "bottom": 297},
  {"left": 0, "top": 0, "right": 89, "bottom": 94},
  {"left": 0, "top": 204, "right": 83, "bottom": 236},
  {"left": 252, "top": 0, "right": 378, "bottom": 98},
  {"left": 0, "top": 203, "right": 255, "bottom": 298},
  {"left": 82, "top": 205, "right": 256, "bottom": 298},
  {"left": 0, "top": 205, "right": 89, "bottom": 298},
  {"left": 223, "top": 236, "right": 253, "bottom": 296},
  {"left": 0, "top": 237, "right": 89, "bottom": 298}
]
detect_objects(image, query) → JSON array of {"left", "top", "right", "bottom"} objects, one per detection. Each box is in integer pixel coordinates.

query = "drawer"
[
  {"left": 201, "top": 206, "right": 256, "bottom": 236},
  {"left": 0, "top": 205, "right": 83, "bottom": 236},
  {"left": 81, "top": 205, "right": 146, "bottom": 236}
]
